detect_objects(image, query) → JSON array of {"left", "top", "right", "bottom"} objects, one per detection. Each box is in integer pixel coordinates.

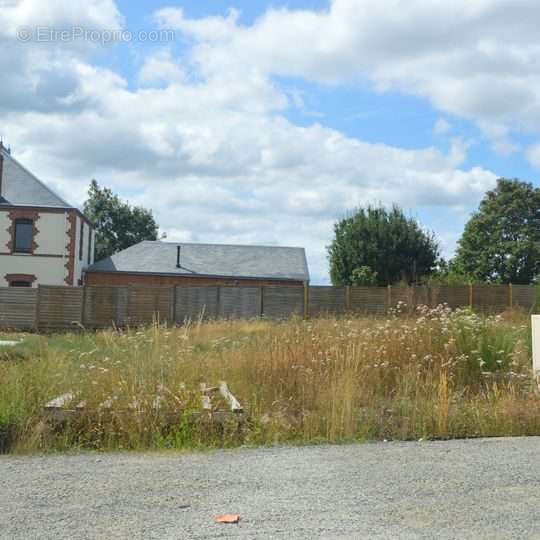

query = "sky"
[{"left": 1, "top": 0, "right": 540, "bottom": 283}]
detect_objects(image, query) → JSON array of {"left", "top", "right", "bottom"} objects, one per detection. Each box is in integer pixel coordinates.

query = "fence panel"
[
  {"left": 0, "top": 288, "right": 37, "bottom": 329},
  {"left": 414, "top": 286, "right": 430, "bottom": 308},
  {"left": 512, "top": 285, "right": 536, "bottom": 310},
  {"left": 349, "top": 287, "right": 387, "bottom": 314},
  {"left": 388, "top": 287, "right": 412, "bottom": 311},
  {"left": 430, "top": 285, "right": 470, "bottom": 309},
  {"left": 37, "top": 286, "right": 83, "bottom": 330},
  {"left": 473, "top": 284, "right": 509, "bottom": 313},
  {"left": 309, "top": 286, "right": 346, "bottom": 317},
  {"left": 263, "top": 286, "right": 304, "bottom": 319},
  {"left": 219, "top": 287, "right": 261, "bottom": 319},
  {"left": 83, "top": 286, "right": 128, "bottom": 328},
  {"left": 126, "top": 286, "right": 173, "bottom": 326},
  {"left": 175, "top": 286, "right": 219, "bottom": 322}
]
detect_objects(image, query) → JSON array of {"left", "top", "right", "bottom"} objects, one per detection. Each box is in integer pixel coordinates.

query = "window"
[
  {"left": 79, "top": 221, "right": 84, "bottom": 261},
  {"left": 14, "top": 219, "right": 33, "bottom": 253},
  {"left": 10, "top": 281, "right": 31, "bottom": 287}
]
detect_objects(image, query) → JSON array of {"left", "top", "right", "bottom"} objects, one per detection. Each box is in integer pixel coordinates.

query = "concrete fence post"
[{"left": 387, "top": 284, "right": 392, "bottom": 311}]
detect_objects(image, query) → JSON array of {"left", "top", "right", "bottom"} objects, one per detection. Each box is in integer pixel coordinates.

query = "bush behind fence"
[{"left": 0, "top": 283, "right": 536, "bottom": 331}]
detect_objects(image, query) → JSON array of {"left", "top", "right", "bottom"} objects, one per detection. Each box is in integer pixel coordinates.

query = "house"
[
  {"left": 85, "top": 240, "right": 309, "bottom": 287},
  {"left": 0, "top": 142, "right": 94, "bottom": 287}
]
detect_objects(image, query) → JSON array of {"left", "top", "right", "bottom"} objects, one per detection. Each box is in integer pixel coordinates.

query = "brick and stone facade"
[
  {"left": 0, "top": 206, "right": 94, "bottom": 287},
  {"left": 0, "top": 143, "right": 95, "bottom": 287}
]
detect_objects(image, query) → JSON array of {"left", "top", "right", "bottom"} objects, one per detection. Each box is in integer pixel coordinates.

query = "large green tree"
[
  {"left": 83, "top": 180, "right": 160, "bottom": 261},
  {"left": 328, "top": 205, "right": 439, "bottom": 286},
  {"left": 453, "top": 178, "right": 540, "bottom": 284}
]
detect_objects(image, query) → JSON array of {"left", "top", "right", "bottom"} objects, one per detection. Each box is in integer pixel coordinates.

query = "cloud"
[
  {"left": 0, "top": 0, "right": 504, "bottom": 282},
  {"left": 527, "top": 142, "right": 540, "bottom": 169},
  {"left": 157, "top": 0, "right": 540, "bottom": 146},
  {"left": 138, "top": 49, "right": 186, "bottom": 85},
  {"left": 433, "top": 118, "right": 451, "bottom": 137},
  {"left": 0, "top": 0, "right": 122, "bottom": 37},
  {"left": 155, "top": 7, "right": 240, "bottom": 42},
  {"left": 0, "top": 0, "right": 123, "bottom": 114}
]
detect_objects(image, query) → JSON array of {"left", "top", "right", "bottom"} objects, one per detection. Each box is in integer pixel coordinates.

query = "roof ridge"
[{"left": 144, "top": 240, "right": 306, "bottom": 250}]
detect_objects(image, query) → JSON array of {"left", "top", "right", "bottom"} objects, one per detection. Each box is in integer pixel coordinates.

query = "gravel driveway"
[{"left": 2, "top": 438, "right": 540, "bottom": 539}]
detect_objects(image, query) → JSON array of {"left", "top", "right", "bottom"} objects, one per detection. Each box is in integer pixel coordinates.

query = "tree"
[
  {"left": 453, "top": 178, "right": 540, "bottom": 284},
  {"left": 428, "top": 259, "right": 474, "bottom": 285},
  {"left": 83, "top": 179, "right": 160, "bottom": 261},
  {"left": 328, "top": 205, "right": 439, "bottom": 286},
  {"left": 350, "top": 266, "right": 378, "bottom": 286}
]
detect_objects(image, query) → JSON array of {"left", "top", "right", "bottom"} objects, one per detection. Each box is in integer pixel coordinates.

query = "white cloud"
[
  {"left": 138, "top": 49, "right": 186, "bottom": 85},
  {"left": 478, "top": 121, "right": 521, "bottom": 156},
  {"left": 157, "top": 0, "right": 540, "bottom": 146},
  {"left": 0, "top": 0, "right": 122, "bottom": 37},
  {"left": 155, "top": 7, "right": 240, "bottom": 42},
  {"left": 1, "top": 0, "right": 506, "bottom": 282},
  {"left": 527, "top": 142, "right": 540, "bottom": 169},
  {"left": 0, "top": 0, "right": 123, "bottom": 114},
  {"left": 433, "top": 118, "right": 451, "bottom": 137}
]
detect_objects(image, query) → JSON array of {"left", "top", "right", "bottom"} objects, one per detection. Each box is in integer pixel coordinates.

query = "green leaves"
[
  {"left": 454, "top": 179, "right": 540, "bottom": 284},
  {"left": 350, "top": 266, "right": 378, "bottom": 286},
  {"left": 83, "top": 180, "right": 160, "bottom": 261},
  {"left": 328, "top": 205, "right": 439, "bottom": 286}
]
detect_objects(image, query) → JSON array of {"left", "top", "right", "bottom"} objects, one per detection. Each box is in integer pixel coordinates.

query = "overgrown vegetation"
[{"left": 0, "top": 306, "right": 538, "bottom": 453}]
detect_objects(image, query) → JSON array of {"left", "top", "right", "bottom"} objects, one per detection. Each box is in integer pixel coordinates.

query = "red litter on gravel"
[{"left": 215, "top": 514, "right": 241, "bottom": 524}]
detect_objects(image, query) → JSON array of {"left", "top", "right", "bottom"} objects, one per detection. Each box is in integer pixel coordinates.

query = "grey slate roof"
[
  {"left": 0, "top": 145, "right": 73, "bottom": 208},
  {"left": 87, "top": 241, "right": 310, "bottom": 282}
]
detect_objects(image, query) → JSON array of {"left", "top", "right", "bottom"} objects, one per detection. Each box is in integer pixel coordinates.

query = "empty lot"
[{"left": 2, "top": 438, "right": 540, "bottom": 539}]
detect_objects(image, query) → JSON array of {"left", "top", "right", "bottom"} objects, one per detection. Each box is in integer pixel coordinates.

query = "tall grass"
[{"left": 0, "top": 305, "right": 538, "bottom": 453}]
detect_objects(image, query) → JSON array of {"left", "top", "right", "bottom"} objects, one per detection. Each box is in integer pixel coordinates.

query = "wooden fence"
[
  {"left": 0, "top": 288, "right": 37, "bottom": 329},
  {"left": 0, "top": 283, "right": 536, "bottom": 331}
]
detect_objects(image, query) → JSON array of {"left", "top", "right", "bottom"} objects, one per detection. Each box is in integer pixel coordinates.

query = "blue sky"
[
  {"left": 3, "top": 0, "right": 540, "bottom": 283},
  {"left": 111, "top": 0, "right": 540, "bottom": 176}
]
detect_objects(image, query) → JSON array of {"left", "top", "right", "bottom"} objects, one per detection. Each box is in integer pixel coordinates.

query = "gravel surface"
[{"left": 2, "top": 438, "right": 540, "bottom": 539}]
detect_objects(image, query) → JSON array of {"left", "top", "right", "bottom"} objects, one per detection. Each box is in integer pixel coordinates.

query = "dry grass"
[{"left": 1, "top": 305, "right": 539, "bottom": 453}]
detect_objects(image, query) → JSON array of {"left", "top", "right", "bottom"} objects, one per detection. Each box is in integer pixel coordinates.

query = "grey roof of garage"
[
  {"left": 0, "top": 145, "right": 73, "bottom": 208},
  {"left": 86, "top": 241, "right": 310, "bottom": 282}
]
